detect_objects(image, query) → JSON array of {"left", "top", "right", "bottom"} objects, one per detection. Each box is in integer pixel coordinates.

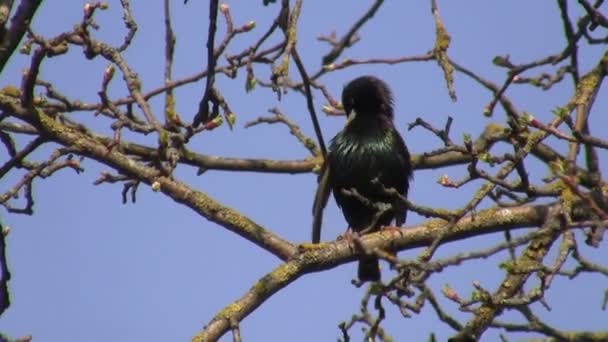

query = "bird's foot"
[
  {"left": 381, "top": 225, "right": 402, "bottom": 234},
  {"left": 337, "top": 227, "right": 357, "bottom": 241},
  {"left": 340, "top": 228, "right": 370, "bottom": 254}
]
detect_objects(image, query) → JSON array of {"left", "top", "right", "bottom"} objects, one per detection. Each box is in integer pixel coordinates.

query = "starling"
[{"left": 312, "top": 76, "right": 413, "bottom": 282}]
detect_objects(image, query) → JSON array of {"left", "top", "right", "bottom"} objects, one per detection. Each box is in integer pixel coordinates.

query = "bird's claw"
[
  {"left": 381, "top": 225, "right": 402, "bottom": 233},
  {"left": 338, "top": 227, "right": 356, "bottom": 241}
]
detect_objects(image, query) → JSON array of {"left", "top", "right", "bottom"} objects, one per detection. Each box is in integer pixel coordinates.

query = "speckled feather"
[{"left": 329, "top": 116, "right": 411, "bottom": 230}]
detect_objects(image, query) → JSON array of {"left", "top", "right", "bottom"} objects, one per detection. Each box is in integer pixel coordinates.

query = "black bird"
[{"left": 312, "top": 76, "right": 413, "bottom": 282}]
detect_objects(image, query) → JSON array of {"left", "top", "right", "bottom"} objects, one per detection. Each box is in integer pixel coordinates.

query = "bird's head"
[{"left": 341, "top": 76, "right": 394, "bottom": 122}]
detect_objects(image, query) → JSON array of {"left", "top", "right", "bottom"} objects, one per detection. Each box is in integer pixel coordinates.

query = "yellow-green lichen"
[
  {"left": 164, "top": 92, "right": 178, "bottom": 124},
  {"left": 218, "top": 302, "right": 244, "bottom": 320},
  {"left": 1, "top": 85, "right": 21, "bottom": 97},
  {"left": 433, "top": 18, "right": 456, "bottom": 101}
]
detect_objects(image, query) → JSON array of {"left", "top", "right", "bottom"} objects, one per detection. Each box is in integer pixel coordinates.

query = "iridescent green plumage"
[{"left": 312, "top": 76, "right": 413, "bottom": 281}]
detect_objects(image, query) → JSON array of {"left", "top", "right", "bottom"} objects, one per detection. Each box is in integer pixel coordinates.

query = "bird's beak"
[{"left": 345, "top": 109, "right": 357, "bottom": 127}]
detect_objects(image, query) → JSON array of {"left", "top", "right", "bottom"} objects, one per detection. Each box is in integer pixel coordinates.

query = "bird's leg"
[
  {"left": 340, "top": 228, "right": 370, "bottom": 254},
  {"left": 338, "top": 227, "right": 355, "bottom": 241},
  {"left": 338, "top": 227, "right": 365, "bottom": 252}
]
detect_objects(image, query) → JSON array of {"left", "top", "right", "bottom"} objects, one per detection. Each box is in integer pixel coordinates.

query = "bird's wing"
[
  {"left": 393, "top": 128, "right": 412, "bottom": 227},
  {"left": 312, "top": 161, "right": 331, "bottom": 243}
]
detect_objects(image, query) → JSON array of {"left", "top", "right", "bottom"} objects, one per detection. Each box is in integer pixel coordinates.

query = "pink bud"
[{"left": 243, "top": 21, "right": 256, "bottom": 32}]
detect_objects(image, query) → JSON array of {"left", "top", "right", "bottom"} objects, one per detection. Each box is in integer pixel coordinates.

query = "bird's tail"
[{"left": 358, "top": 256, "right": 380, "bottom": 282}]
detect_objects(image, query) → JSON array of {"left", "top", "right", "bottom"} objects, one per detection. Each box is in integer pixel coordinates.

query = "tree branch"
[
  {"left": 0, "top": 0, "right": 42, "bottom": 73},
  {"left": 195, "top": 200, "right": 592, "bottom": 341}
]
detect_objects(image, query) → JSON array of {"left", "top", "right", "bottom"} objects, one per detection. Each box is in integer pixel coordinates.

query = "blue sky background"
[{"left": 1, "top": 1, "right": 607, "bottom": 341}]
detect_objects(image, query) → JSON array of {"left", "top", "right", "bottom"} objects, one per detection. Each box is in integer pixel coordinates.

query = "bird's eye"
[
  {"left": 342, "top": 98, "right": 353, "bottom": 112},
  {"left": 348, "top": 98, "right": 355, "bottom": 108}
]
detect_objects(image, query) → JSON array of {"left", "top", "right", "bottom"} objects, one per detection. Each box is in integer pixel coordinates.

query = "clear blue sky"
[{"left": 1, "top": 1, "right": 607, "bottom": 341}]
